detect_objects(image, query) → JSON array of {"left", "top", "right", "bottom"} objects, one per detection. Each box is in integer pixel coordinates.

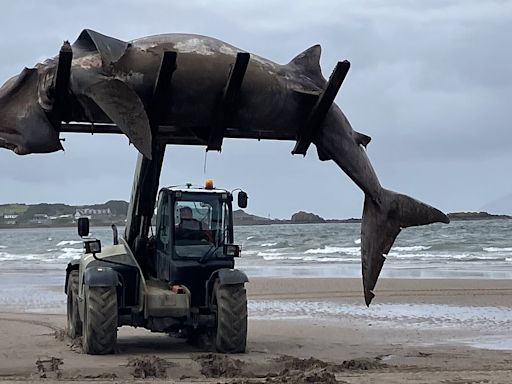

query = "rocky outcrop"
[{"left": 290, "top": 211, "right": 325, "bottom": 224}]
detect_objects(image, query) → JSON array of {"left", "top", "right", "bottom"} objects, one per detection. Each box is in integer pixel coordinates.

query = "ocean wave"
[
  {"left": 241, "top": 250, "right": 259, "bottom": 256},
  {"left": 246, "top": 236, "right": 255, "bottom": 240},
  {"left": 304, "top": 246, "right": 359, "bottom": 256},
  {"left": 262, "top": 254, "right": 359, "bottom": 263},
  {"left": 483, "top": 247, "right": 512, "bottom": 253},
  {"left": 261, "top": 241, "right": 290, "bottom": 249},
  {"left": 393, "top": 245, "right": 431, "bottom": 251},
  {"left": 257, "top": 251, "right": 287, "bottom": 257},
  {"left": 354, "top": 238, "right": 361, "bottom": 244},
  {"left": 0, "top": 252, "right": 48, "bottom": 261},
  {"left": 0, "top": 245, "right": 7, "bottom": 249},
  {"left": 57, "top": 240, "right": 82, "bottom": 246},
  {"left": 387, "top": 252, "right": 443, "bottom": 260},
  {"left": 387, "top": 252, "right": 510, "bottom": 262},
  {"left": 58, "top": 248, "right": 82, "bottom": 259}
]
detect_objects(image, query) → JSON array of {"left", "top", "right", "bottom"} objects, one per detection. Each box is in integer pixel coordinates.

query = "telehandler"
[{"left": 65, "top": 161, "right": 249, "bottom": 354}]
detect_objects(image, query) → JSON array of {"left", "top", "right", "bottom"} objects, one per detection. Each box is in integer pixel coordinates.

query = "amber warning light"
[{"left": 205, "top": 179, "right": 214, "bottom": 189}]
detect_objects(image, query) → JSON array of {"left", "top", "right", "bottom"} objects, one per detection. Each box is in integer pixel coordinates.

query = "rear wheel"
[
  {"left": 82, "top": 286, "right": 118, "bottom": 354},
  {"left": 213, "top": 283, "right": 247, "bottom": 353},
  {"left": 66, "top": 271, "right": 82, "bottom": 338}
]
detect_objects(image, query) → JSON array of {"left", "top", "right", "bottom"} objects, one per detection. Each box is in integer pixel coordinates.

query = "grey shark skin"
[
  {"left": 0, "top": 68, "right": 62, "bottom": 154},
  {"left": 0, "top": 30, "right": 449, "bottom": 305}
]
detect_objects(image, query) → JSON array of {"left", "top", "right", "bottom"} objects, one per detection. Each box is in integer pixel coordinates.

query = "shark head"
[{"left": 0, "top": 67, "right": 62, "bottom": 155}]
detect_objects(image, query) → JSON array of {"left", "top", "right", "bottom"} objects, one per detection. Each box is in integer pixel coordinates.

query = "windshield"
[{"left": 173, "top": 195, "right": 230, "bottom": 258}]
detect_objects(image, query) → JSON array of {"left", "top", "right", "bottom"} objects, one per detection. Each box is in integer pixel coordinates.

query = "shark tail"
[{"left": 361, "top": 188, "right": 449, "bottom": 306}]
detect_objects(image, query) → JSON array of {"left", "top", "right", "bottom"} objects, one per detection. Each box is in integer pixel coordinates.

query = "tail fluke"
[{"left": 361, "top": 189, "right": 449, "bottom": 306}]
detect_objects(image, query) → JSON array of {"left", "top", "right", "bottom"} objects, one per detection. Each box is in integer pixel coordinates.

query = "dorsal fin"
[
  {"left": 73, "top": 29, "right": 129, "bottom": 65},
  {"left": 288, "top": 45, "right": 324, "bottom": 84}
]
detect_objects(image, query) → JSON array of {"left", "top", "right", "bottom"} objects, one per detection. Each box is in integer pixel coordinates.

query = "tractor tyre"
[
  {"left": 66, "top": 271, "right": 82, "bottom": 338},
  {"left": 82, "top": 285, "right": 118, "bottom": 354},
  {"left": 213, "top": 283, "right": 247, "bottom": 353}
]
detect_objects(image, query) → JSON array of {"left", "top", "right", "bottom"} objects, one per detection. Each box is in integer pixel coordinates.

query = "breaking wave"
[
  {"left": 257, "top": 251, "right": 287, "bottom": 257},
  {"left": 483, "top": 247, "right": 512, "bottom": 253},
  {"left": 58, "top": 248, "right": 82, "bottom": 259},
  {"left": 0, "top": 252, "right": 50, "bottom": 262},
  {"left": 304, "top": 246, "right": 359, "bottom": 256},
  {"left": 262, "top": 255, "right": 358, "bottom": 263},
  {"left": 393, "top": 245, "right": 431, "bottom": 251},
  {"left": 57, "top": 240, "right": 82, "bottom": 246}
]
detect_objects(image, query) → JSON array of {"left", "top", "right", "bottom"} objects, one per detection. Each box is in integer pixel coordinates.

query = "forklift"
[{"left": 65, "top": 149, "right": 249, "bottom": 354}]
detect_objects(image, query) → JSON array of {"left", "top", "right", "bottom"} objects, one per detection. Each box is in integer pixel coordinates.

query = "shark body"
[{"left": 0, "top": 30, "right": 449, "bottom": 304}]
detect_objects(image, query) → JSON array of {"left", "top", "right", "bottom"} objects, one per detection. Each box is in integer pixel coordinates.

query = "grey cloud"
[{"left": 0, "top": 0, "right": 511, "bottom": 217}]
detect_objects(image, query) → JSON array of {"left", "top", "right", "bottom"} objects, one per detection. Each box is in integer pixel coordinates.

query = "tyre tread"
[
  {"left": 83, "top": 286, "right": 117, "bottom": 354},
  {"left": 215, "top": 284, "right": 247, "bottom": 353}
]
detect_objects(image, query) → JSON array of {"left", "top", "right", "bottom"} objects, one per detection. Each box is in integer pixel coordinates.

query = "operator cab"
[{"left": 152, "top": 181, "right": 246, "bottom": 305}]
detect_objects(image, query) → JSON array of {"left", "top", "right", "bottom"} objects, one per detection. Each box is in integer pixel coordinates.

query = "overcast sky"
[{"left": 0, "top": 0, "right": 511, "bottom": 218}]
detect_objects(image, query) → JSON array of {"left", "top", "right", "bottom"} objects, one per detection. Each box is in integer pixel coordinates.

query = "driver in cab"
[{"left": 175, "top": 207, "right": 212, "bottom": 242}]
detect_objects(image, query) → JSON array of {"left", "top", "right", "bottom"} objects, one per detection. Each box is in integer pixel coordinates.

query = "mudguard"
[
  {"left": 205, "top": 268, "right": 248, "bottom": 307},
  {"left": 83, "top": 266, "right": 120, "bottom": 288},
  {"left": 216, "top": 268, "right": 249, "bottom": 286},
  {"left": 64, "top": 260, "right": 80, "bottom": 294}
]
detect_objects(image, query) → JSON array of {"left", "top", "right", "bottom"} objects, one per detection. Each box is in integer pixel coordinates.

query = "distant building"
[
  {"left": 30, "top": 214, "right": 50, "bottom": 225},
  {"left": 2, "top": 213, "right": 18, "bottom": 225},
  {"left": 74, "top": 208, "right": 112, "bottom": 220}
]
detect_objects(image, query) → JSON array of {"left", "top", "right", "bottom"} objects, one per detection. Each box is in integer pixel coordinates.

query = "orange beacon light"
[{"left": 205, "top": 179, "right": 214, "bottom": 189}]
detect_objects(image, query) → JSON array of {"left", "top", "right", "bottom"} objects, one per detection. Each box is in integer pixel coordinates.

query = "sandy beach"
[{"left": 0, "top": 277, "right": 511, "bottom": 383}]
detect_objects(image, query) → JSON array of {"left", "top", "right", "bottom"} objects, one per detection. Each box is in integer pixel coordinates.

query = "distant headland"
[{"left": 0, "top": 202, "right": 509, "bottom": 228}]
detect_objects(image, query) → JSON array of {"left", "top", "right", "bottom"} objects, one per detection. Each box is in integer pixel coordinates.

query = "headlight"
[
  {"left": 84, "top": 239, "right": 102, "bottom": 255},
  {"left": 223, "top": 244, "right": 241, "bottom": 257}
]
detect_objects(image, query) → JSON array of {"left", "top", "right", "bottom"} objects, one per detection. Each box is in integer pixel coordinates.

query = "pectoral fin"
[{"left": 83, "top": 79, "right": 152, "bottom": 158}]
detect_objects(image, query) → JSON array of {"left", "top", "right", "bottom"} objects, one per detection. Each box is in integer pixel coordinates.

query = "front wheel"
[
  {"left": 66, "top": 271, "right": 82, "bottom": 338},
  {"left": 213, "top": 283, "right": 247, "bottom": 353},
  {"left": 82, "top": 286, "right": 118, "bottom": 355}
]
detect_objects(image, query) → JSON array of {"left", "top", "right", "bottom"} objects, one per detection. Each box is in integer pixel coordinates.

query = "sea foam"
[
  {"left": 57, "top": 240, "right": 82, "bottom": 246},
  {"left": 304, "top": 246, "right": 360, "bottom": 256},
  {"left": 483, "top": 247, "right": 512, "bottom": 253},
  {"left": 393, "top": 245, "right": 431, "bottom": 251}
]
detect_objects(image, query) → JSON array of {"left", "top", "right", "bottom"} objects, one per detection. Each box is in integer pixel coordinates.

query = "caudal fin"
[{"left": 361, "top": 189, "right": 449, "bottom": 306}]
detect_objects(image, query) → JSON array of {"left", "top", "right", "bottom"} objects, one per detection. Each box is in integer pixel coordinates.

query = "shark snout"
[{"left": 0, "top": 67, "right": 63, "bottom": 155}]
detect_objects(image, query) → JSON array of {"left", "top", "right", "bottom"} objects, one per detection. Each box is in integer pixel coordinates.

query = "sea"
[{"left": 0, "top": 220, "right": 511, "bottom": 313}]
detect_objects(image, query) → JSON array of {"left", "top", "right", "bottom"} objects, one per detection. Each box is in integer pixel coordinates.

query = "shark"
[{"left": 0, "top": 29, "right": 449, "bottom": 305}]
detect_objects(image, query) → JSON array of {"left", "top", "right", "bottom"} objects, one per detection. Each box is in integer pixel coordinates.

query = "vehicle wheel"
[
  {"left": 213, "top": 283, "right": 247, "bottom": 353},
  {"left": 66, "top": 271, "right": 82, "bottom": 338},
  {"left": 82, "top": 285, "right": 118, "bottom": 354}
]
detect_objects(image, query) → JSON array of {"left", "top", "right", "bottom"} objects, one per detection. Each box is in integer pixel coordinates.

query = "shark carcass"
[{"left": 0, "top": 29, "right": 449, "bottom": 305}]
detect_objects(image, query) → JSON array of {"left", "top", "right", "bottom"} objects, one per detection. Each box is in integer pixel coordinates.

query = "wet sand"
[{"left": 0, "top": 277, "right": 511, "bottom": 383}]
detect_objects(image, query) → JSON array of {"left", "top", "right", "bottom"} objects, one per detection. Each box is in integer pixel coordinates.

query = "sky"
[{"left": 0, "top": 0, "right": 511, "bottom": 218}]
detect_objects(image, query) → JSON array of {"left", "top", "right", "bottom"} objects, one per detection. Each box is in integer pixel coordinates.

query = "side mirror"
[
  {"left": 77, "top": 217, "right": 90, "bottom": 238},
  {"left": 238, "top": 191, "right": 248, "bottom": 209}
]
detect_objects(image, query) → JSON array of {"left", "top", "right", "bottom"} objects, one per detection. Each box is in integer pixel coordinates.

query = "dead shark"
[{"left": 0, "top": 29, "right": 449, "bottom": 305}]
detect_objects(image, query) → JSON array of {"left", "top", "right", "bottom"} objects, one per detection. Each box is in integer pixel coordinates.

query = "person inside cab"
[{"left": 175, "top": 206, "right": 212, "bottom": 242}]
